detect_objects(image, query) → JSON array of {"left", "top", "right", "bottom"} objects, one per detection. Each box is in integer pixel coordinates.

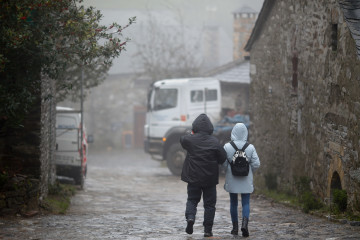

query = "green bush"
[
  {"left": 332, "top": 189, "right": 347, "bottom": 212},
  {"left": 42, "top": 182, "right": 76, "bottom": 214},
  {"left": 301, "top": 191, "right": 323, "bottom": 213},
  {"left": 293, "top": 176, "right": 323, "bottom": 213}
]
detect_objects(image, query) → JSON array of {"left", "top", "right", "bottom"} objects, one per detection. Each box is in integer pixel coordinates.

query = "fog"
[
  {"left": 83, "top": 0, "right": 264, "bottom": 75},
  {"left": 74, "top": 0, "right": 264, "bottom": 151}
]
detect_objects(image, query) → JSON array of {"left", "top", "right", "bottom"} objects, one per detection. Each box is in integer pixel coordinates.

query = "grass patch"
[
  {"left": 41, "top": 182, "right": 76, "bottom": 214},
  {"left": 257, "top": 188, "right": 324, "bottom": 213},
  {"left": 256, "top": 188, "right": 301, "bottom": 207},
  {"left": 256, "top": 175, "right": 360, "bottom": 222}
]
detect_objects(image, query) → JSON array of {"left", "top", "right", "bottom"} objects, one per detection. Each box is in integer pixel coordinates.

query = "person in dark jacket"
[{"left": 180, "top": 113, "right": 227, "bottom": 238}]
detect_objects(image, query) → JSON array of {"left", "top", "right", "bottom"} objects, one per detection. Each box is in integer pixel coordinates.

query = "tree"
[
  {"left": 0, "top": 0, "right": 135, "bottom": 130},
  {"left": 132, "top": 10, "right": 202, "bottom": 82}
]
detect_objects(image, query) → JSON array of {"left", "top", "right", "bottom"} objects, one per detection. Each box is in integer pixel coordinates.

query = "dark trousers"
[{"left": 185, "top": 184, "right": 217, "bottom": 232}]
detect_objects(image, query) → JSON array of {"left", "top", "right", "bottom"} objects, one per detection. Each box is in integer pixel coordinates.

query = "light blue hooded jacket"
[{"left": 223, "top": 123, "right": 260, "bottom": 193}]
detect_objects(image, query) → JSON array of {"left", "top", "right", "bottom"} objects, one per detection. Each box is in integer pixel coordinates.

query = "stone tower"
[{"left": 233, "top": 6, "right": 258, "bottom": 60}]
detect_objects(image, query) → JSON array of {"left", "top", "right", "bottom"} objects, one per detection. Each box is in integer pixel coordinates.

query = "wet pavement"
[{"left": 1, "top": 149, "right": 360, "bottom": 239}]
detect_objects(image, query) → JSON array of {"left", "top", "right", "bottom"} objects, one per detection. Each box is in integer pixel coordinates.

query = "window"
[
  {"left": 205, "top": 89, "right": 217, "bottom": 101},
  {"left": 191, "top": 90, "right": 203, "bottom": 102},
  {"left": 153, "top": 88, "right": 177, "bottom": 111},
  {"left": 191, "top": 89, "right": 218, "bottom": 102}
]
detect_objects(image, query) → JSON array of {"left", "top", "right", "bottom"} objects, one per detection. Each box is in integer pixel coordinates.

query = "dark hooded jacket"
[{"left": 180, "top": 114, "right": 227, "bottom": 186}]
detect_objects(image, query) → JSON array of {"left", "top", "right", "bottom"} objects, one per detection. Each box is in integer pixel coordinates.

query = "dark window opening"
[
  {"left": 331, "top": 171, "right": 342, "bottom": 190},
  {"left": 331, "top": 24, "right": 338, "bottom": 51},
  {"left": 292, "top": 50, "right": 298, "bottom": 92}
]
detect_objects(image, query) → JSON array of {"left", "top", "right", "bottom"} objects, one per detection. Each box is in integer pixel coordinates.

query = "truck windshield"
[{"left": 153, "top": 88, "right": 178, "bottom": 111}]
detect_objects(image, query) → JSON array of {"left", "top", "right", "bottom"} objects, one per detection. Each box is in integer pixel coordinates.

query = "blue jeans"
[{"left": 229, "top": 193, "right": 250, "bottom": 222}]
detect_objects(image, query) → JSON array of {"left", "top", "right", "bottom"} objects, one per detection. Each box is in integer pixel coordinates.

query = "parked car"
[{"left": 55, "top": 106, "right": 87, "bottom": 188}]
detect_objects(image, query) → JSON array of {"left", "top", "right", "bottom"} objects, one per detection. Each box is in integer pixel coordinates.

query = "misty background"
[
  {"left": 61, "top": 0, "right": 264, "bottom": 150},
  {"left": 83, "top": 0, "right": 264, "bottom": 74}
]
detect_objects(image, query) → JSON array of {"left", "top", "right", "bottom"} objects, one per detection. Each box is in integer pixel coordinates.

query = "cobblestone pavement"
[{"left": 1, "top": 149, "right": 360, "bottom": 239}]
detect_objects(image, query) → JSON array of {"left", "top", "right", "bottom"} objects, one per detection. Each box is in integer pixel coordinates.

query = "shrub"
[
  {"left": 332, "top": 189, "right": 347, "bottom": 212},
  {"left": 302, "top": 191, "right": 323, "bottom": 213},
  {"left": 42, "top": 182, "right": 76, "bottom": 214}
]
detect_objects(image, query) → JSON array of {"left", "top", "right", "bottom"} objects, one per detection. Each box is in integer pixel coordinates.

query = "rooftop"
[{"left": 204, "top": 59, "right": 250, "bottom": 84}]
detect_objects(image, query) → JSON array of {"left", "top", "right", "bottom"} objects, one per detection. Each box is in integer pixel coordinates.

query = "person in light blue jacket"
[{"left": 223, "top": 123, "right": 260, "bottom": 237}]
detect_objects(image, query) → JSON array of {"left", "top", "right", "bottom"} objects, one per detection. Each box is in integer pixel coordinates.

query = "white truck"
[
  {"left": 144, "top": 78, "right": 227, "bottom": 175},
  {"left": 55, "top": 106, "right": 88, "bottom": 188}
]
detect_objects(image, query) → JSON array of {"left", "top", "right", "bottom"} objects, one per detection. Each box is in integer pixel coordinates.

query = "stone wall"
[
  {"left": 249, "top": 0, "right": 360, "bottom": 209},
  {"left": 39, "top": 75, "right": 56, "bottom": 199},
  {"left": 0, "top": 75, "right": 56, "bottom": 215}
]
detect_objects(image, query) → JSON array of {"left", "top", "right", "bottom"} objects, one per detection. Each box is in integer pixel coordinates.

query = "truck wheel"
[{"left": 166, "top": 143, "right": 186, "bottom": 176}]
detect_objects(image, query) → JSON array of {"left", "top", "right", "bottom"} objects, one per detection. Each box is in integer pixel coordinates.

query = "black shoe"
[
  {"left": 231, "top": 221, "right": 238, "bottom": 235},
  {"left": 204, "top": 232, "right": 213, "bottom": 237},
  {"left": 186, "top": 219, "right": 194, "bottom": 234},
  {"left": 241, "top": 217, "right": 249, "bottom": 237}
]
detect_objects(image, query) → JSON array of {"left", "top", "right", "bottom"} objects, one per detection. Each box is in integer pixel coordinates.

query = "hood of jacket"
[
  {"left": 231, "top": 123, "right": 248, "bottom": 141},
  {"left": 192, "top": 113, "right": 214, "bottom": 135}
]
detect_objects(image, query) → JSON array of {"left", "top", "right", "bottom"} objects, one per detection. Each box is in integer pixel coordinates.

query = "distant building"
[
  {"left": 83, "top": 73, "right": 148, "bottom": 150},
  {"left": 232, "top": 6, "right": 258, "bottom": 60},
  {"left": 204, "top": 5, "right": 258, "bottom": 116}
]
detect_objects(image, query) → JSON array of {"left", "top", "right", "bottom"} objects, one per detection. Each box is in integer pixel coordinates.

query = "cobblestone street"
[{"left": 1, "top": 149, "right": 360, "bottom": 239}]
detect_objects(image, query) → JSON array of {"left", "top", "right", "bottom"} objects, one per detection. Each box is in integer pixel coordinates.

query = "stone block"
[
  {"left": 0, "top": 208, "right": 16, "bottom": 216},
  {"left": 328, "top": 141, "right": 344, "bottom": 156},
  {"left": 7, "top": 196, "right": 24, "bottom": 208},
  {"left": 349, "top": 169, "right": 360, "bottom": 183},
  {"left": 5, "top": 190, "right": 25, "bottom": 198},
  {"left": 350, "top": 221, "right": 360, "bottom": 226}
]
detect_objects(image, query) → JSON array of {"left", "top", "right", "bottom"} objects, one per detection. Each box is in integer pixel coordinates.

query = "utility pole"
[{"left": 80, "top": 67, "right": 84, "bottom": 168}]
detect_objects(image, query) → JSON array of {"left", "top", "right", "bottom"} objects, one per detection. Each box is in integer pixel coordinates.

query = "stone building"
[
  {"left": 245, "top": 0, "right": 360, "bottom": 209},
  {"left": 0, "top": 76, "right": 56, "bottom": 215}
]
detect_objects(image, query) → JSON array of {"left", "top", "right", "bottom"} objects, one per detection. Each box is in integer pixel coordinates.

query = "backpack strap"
[
  {"left": 241, "top": 142, "right": 250, "bottom": 152},
  {"left": 229, "top": 141, "right": 249, "bottom": 152},
  {"left": 229, "top": 141, "right": 239, "bottom": 151}
]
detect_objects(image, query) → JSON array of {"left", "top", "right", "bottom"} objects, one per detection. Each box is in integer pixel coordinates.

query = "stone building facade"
[
  {"left": 0, "top": 76, "right": 56, "bottom": 215},
  {"left": 245, "top": 0, "right": 360, "bottom": 209}
]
